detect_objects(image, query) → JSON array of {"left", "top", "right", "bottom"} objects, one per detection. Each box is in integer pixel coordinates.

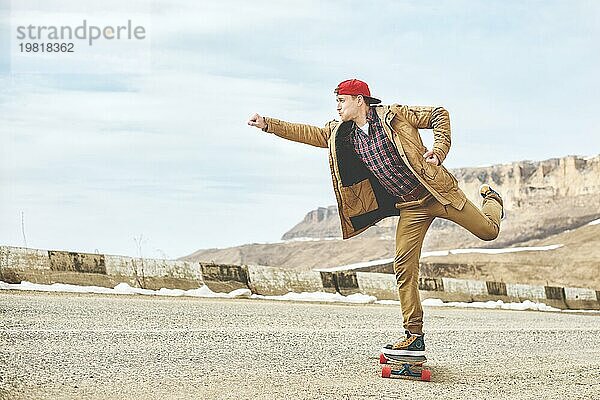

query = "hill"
[{"left": 182, "top": 155, "right": 600, "bottom": 288}]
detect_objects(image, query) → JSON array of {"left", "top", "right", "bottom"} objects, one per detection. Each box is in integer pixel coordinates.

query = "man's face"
[{"left": 336, "top": 94, "right": 361, "bottom": 122}]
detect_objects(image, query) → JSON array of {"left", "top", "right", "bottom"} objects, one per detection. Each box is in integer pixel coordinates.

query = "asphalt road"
[{"left": 1, "top": 291, "right": 599, "bottom": 399}]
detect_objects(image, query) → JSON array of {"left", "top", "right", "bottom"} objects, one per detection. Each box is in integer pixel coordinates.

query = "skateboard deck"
[{"left": 379, "top": 353, "right": 431, "bottom": 381}]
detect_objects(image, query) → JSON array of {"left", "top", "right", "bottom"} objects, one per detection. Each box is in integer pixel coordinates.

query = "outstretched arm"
[
  {"left": 394, "top": 105, "right": 451, "bottom": 165},
  {"left": 247, "top": 113, "right": 337, "bottom": 148}
]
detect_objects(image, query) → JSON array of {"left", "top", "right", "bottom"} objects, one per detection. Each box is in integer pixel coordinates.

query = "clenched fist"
[
  {"left": 423, "top": 150, "right": 440, "bottom": 166},
  {"left": 247, "top": 113, "right": 267, "bottom": 130}
]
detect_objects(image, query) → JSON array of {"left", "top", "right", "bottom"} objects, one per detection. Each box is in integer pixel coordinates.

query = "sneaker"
[
  {"left": 479, "top": 184, "right": 505, "bottom": 219},
  {"left": 381, "top": 330, "right": 426, "bottom": 360}
]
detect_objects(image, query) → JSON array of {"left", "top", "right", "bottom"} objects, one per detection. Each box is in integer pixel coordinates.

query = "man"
[{"left": 247, "top": 79, "right": 503, "bottom": 361}]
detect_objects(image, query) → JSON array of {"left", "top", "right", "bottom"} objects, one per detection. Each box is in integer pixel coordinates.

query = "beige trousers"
[{"left": 394, "top": 194, "right": 503, "bottom": 334}]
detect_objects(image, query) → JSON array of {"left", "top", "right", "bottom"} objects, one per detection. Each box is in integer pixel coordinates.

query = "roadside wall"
[{"left": 1, "top": 245, "right": 598, "bottom": 310}]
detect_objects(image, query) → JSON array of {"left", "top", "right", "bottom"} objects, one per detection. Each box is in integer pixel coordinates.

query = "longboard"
[{"left": 379, "top": 353, "right": 431, "bottom": 381}]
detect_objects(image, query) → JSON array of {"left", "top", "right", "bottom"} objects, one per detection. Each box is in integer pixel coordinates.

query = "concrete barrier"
[
  {"left": 336, "top": 271, "right": 360, "bottom": 295},
  {"left": 564, "top": 287, "right": 600, "bottom": 310},
  {"left": 417, "top": 277, "right": 458, "bottom": 302},
  {"left": 0, "top": 246, "right": 205, "bottom": 290},
  {"left": 419, "top": 277, "right": 444, "bottom": 292},
  {"left": 1, "top": 246, "right": 52, "bottom": 284},
  {"left": 441, "top": 278, "right": 487, "bottom": 301},
  {"left": 319, "top": 271, "right": 360, "bottom": 295},
  {"left": 104, "top": 255, "right": 203, "bottom": 290},
  {"left": 0, "top": 247, "right": 119, "bottom": 288},
  {"left": 2, "top": 245, "right": 600, "bottom": 310},
  {"left": 486, "top": 281, "right": 507, "bottom": 296},
  {"left": 105, "top": 256, "right": 201, "bottom": 280},
  {"left": 543, "top": 285, "right": 568, "bottom": 308},
  {"left": 200, "top": 264, "right": 248, "bottom": 293},
  {"left": 545, "top": 286, "right": 565, "bottom": 301},
  {"left": 247, "top": 265, "right": 323, "bottom": 295},
  {"left": 0, "top": 246, "right": 51, "bottom": 271},
  {"left": 356, "top": 272, "right": 396, "bottom": 300},
  {"left": 319, "top": 271, "right": 337, "bottom": 293},
  {"left": 105, "top": 255, "right": 138, "bottom": 276},
  {"left": 357, "top": 275, "right": 452, "bottom": 302},
  {"left": 49, "top": 250, "right": 106, "bottom": 274},
  {"left": 506, "top": 283, "right": 546, "bottom": 300}
]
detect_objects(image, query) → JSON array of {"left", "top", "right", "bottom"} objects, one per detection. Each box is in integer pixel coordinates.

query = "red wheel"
[
  {"left": 381, "top": 366, "right": 392, "bottom": 378},
  {"left": 421, "top": 369, "right": 431, "bottom": 382},
  {"left": 379, "top": 353, "right": 388, "bottom": 364}
]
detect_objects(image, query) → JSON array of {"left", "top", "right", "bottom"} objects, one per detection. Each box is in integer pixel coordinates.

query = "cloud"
[{"left": 1, "top": 0, "right": 599, "bottom": 256}]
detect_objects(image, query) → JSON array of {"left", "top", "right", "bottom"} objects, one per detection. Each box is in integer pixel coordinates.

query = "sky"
[{"left": 1, "top": 0, "right": 599, "bottom": 259}]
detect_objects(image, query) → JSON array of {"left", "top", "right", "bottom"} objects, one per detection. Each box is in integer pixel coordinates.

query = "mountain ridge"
[{"left": 181, "top": 154, "right": 600, "bottom": 287}]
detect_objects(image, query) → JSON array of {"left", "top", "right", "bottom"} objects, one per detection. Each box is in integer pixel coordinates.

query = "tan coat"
[{"left": 264, "top": 104, "right": 467, "bottom": 239}]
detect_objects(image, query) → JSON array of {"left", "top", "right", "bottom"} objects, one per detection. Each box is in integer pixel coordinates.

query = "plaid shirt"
[{"left": 352, "top": 107, "right": 421, "bottom": 197}]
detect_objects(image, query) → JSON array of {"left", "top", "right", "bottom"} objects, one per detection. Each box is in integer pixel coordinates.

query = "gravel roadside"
[{"left": 1, "top": 291, "right": 599, "bottom": 399}]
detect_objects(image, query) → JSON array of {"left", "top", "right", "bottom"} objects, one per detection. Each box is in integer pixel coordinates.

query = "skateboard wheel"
[
  {"left": 381, "top": 366, "right": 392, "bottom": 378},
  {"left": 421, "top": 369, "right": 431, "bottom": 382},
  {"left": 379, "top": 353, "right": 388, "bottom": 364}
]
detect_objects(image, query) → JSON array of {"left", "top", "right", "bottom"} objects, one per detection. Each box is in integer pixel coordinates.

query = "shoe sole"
[
  {"left": 381, "top": 353, "right": 427, "bottom": 364},
  {"left": 380, "top": 348, "right": 426, "bottom": 357}
]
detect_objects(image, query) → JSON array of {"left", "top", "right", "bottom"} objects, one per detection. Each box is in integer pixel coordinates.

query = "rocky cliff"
[
  {"left": 282, "top": 155, "right": 600, "bottom": 249},
  {"left": 281, "top": 205, "right": 341, "bottom": 240}
]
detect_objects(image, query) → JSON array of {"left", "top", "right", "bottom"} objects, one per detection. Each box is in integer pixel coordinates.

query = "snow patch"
[
  {"left": 281, "top": 237, "right": 341, "bottom": 242},
  {"left": 2, "top": 281, "right": 597, "bottom": 313},
  {"left": 422, "top": 244, "right": 563, "bottom": 257},
  {"left": 420, "top": 298, "right": 560, "bottom": 312},
  {"left": 317, "top": 245, "right": 563, "bottom": 272},
  {"left": 0, "top": 281, "right": 373, "bottom": 303},
  {"left": 315, "top": 258, "right": 394, "bottom": 272},
  {"left": 251, "top": 291, "right": 377, "bottom": 304},
  {"left": 587, "top": 218, "right": 600, "bottom": 226},
  {"left": 0, "top": 281, "right": 252, "bottom": 299}
]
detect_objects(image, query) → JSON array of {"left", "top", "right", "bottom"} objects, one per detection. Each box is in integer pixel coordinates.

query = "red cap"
[{"left": 335, "top": 79, "right": 381, "bottom": 104}]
